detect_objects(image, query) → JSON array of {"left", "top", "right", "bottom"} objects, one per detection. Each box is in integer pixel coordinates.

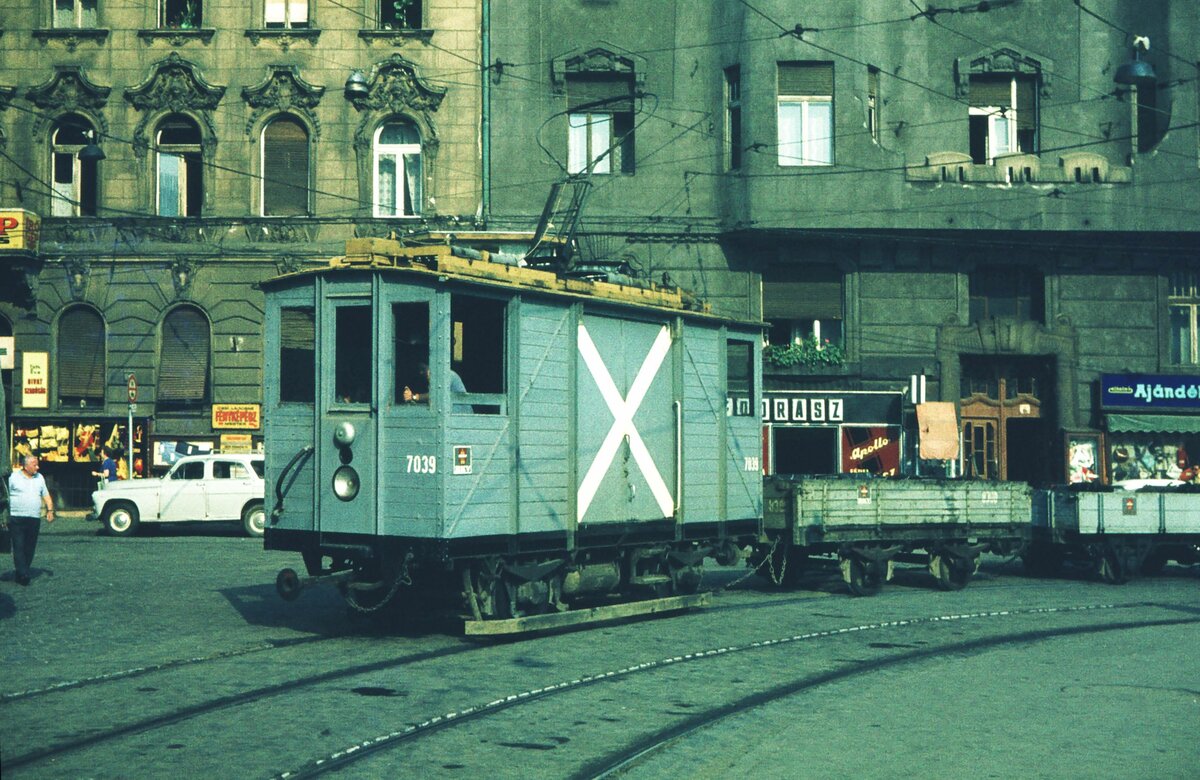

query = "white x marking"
[{"left": 577, "top": 323, "right": 675, "bottom": 522}]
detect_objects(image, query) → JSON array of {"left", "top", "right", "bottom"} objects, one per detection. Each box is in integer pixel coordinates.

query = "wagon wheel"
[
  {"left": 467, "top": 559, "right": 517, "bottom": 620},
  {"left": 843, "top": 556, "right": 884, "bottom": 597},
  {"left": 930, "top": 552, "right": 976, "bottom": 591},
  {"left": 1097, "top": 546, "right": 1129, "bottom": 585}
]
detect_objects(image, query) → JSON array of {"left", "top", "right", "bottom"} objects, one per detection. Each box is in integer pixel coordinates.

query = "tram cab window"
[
  {"left": 450, "top": 294, "right": 505, "bottom": 414},
  {"left": 335, "top": 306, "right": 373, "bottom": 404},
  {"left": 279, "top": 307, "right": 316, "bottom": 403},
  {"left": 393, "top": 302, "right": 430, "bottom": 404},
  {"left": 727, "top": 339, "right": 755, "bottom": 416}
]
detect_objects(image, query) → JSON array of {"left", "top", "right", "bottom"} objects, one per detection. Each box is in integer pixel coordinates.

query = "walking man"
[{"left": 8, "top": 454, "right": 55, "bottom": 586}]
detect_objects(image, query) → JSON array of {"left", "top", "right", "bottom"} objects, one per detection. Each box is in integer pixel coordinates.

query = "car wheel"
[
  {"left": 104, "top": 503, "right": 140, "bottom": 537},
  {"left": 243, "top": 502, "right": 266, "bottom": 537}
]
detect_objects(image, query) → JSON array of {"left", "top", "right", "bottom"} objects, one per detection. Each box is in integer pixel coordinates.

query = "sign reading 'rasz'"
[
  {"left": 759, "top": 391, "right": 902, "bottom": 426},
  {"left": 1102, "top": 374, "right": 1200, "bottom": 410}
]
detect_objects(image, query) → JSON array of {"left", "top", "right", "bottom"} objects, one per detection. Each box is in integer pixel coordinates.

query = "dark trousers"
[{"left": 9, "top": 515, "right": 42, "bottom": 580}]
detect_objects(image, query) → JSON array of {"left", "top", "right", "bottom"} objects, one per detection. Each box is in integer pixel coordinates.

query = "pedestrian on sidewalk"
[{"left": 7, "top": 454, "right": 55, "bottom": 586}]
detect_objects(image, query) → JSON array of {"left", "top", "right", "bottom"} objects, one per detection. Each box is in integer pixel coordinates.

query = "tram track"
[{"left": 268, "top": 598, "right": 1195, "bottom": 779}]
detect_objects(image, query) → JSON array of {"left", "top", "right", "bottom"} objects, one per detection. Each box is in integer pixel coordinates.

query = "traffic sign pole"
[{"left": 127, "top": 374, "right": 137, "bottom": 478}]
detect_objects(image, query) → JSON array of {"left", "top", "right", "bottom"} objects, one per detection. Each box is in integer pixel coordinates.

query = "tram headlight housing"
[
  {"left": 332, "top": 465, "right": 361, "bottom": 501},
  {"left": 334, "top": 421, "right": 356, "bottom": 447}
]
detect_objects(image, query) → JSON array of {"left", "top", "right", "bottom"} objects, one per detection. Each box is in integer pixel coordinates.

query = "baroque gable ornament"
[
  {"left": 125, "top": 53, "right": 225, "bottom": 157},
  {"left": 242, "top": 66, "right": 326, "bottom": 137},
  {"left": 954, "top": 43, "right": 1053, "bottom": 98},
  {"left": 347, "top": 54, "right": 446, "bottom": 114},
  {"left": 25, "top": 67, "right": 112, "bottom": 135},
  {"left": 551, "top": 44, "right": 647, "bottom": 92}
]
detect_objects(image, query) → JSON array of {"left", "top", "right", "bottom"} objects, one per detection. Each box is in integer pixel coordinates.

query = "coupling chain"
[
  {"left": 345, "top": 557, "right": 413, "bottom": 614},
  {"left": 721, "top": 537, "right": 786, "bottom": 591}
]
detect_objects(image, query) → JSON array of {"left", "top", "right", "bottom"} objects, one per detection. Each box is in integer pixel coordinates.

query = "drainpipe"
[{"left": 481, "top": 0, "right": 491, "bottom": 226}]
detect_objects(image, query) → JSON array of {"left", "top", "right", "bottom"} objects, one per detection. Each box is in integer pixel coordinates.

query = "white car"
[{"left": 92, "top": 453, "right": 266, "bottom": 537}]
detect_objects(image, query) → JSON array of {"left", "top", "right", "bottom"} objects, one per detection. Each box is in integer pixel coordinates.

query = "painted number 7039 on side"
[{"left": 407, "top": 454, "right": 437, "bottom": 474}]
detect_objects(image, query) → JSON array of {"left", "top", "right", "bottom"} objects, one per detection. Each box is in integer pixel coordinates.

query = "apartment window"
[
  {"left": 265, "top": 0, "right": 308, "bottom": 28},
  {"left": 379, "top": 0, "right": 420, "bottom": 29},
  {"left": 261, "top": 116, "right": 310, "bottom": 216},
  {"left": 160, "top": 0, "right": 201, "bottom": 28},
  {"left": 968, "top": 74, "right": 1037, "bottom": 163},
  {"left": 764, "top": 265, "right": 844, "bottom": 348},
  {"left": 969, "top": 267, "right": 1044, "bottom": 323},
  {"left": 51, "top": 114, "right": 98, "bottom": 217},
  {"left": 777, "top": 62, "right": 833, "bottom": 166},
  {"left": 57, "top": 305, "right": 106, "bottom": 408},
  {"left": 725, "top": 65, "right": 742, "bottom": 170},
  {"left": 1169, "top": 271, "right": 1200, "bottom": 365},
  {"left": 54, "top": 0, "right": 97, "bottom": 28},
  {"left": 867, "top": 66, "right": 881, "bottom": 144},
  {"left": 159, "top": 305, "right": 210, "bottom": 408},
  {"left": 373, "top": 120, "right": 422, "bottom": 217},
  {"left": 156, "top": 115, "right": 203, "bottom": 217},
  {"left": 279, "top": 307, "right": 316, "bottom": 403},
  {"left": 567, "top": 74, "right": 635, "bottom": 175}
]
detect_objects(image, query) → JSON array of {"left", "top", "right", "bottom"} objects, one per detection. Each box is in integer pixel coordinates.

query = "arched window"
[
  {"left": 51, "top": 114, "right": 99, "bottom": 217},
  {"left": 261, "top": 116, "right": 310, "bottom": 216},
  {"left": 156, "top": 115, "right": 203, "bottom": 217},
  {"left": 159, "top": 305, "right": 210, "bottom": 408},
  {"left": 57, "top": 306, "right": 106, "bottom": 408},
  {"left": 373, "top": 120, "right": 422, "bottom": 217}
]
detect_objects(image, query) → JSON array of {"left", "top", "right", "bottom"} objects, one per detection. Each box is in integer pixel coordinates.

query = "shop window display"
[{"left": 1108, "top": 437, "right": 1200, "bottom": 485}]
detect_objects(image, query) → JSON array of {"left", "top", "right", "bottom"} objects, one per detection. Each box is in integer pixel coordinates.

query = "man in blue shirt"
[{"left": 7, "top": 454, "right": 55, "bottom": 586}]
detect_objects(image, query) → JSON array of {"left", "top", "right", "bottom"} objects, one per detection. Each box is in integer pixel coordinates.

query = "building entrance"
[{"left": 959, "top": 356, "right": 1054, "bottom": 482}]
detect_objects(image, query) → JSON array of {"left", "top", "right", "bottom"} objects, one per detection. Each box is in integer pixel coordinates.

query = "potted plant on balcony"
[{"left": 763, "top": 334, "right": 846, "bottom": 369}]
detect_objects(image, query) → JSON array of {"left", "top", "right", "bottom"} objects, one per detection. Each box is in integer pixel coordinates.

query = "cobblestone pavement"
[{"left": 1, "top": 515, "right": 1197, "bottom": 779}]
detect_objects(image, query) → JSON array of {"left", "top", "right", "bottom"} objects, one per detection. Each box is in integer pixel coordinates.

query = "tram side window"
[
  {"left": 393, "top": 302, "right": 430, "bottom": 404},
  {"left": 335, "top": 306, "right": 373, "bottom": 404},
  {"left": 450, "top": 294, "right": 506, "bottom": 414},
  {"left": 727, "top": 339, "right": 755, "bottom": 416},
  {"left": 279, "top": 307, "right": 315, "bottom": 403}
]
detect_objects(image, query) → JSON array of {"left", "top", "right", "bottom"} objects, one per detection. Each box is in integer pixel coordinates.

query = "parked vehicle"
[{"left": 91, "top": 453, "right": 266, "bottom": 537}]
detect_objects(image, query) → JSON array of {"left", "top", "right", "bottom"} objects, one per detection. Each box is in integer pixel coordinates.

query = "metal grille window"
[
  {"left": 156, "top": 115, "right": 203, "bottom": 217},
  {"left": 1169, "top": 271, "right": 1200, "bottom": 365},
  {"left": 567, "top": 74, "right": 635, "bottom": 175},
  {"left": 54, "top": 0, "right": 97, "bottom": 28},
  {"left": 969, "top": 267, "right": 1044, "bottom": 323},
  {"left": 379, "top": 0, "right": 420, "bottom": 29},
  {"left": 725, "top": 65, "right": 742, "bottom": 170},
  {"left": 261, "top": 116, "right": 309, "bottom": 216},
  {"left": 279, "top": 306, "right": 316, "bottom": 403},
  {"left": 968, "top": 74, "right": 1037, "bottom": 163},
  {"left": 51, "top": 114, "right": 98, "bottom": 217},
  {"left": 57, "top": 305, "right": 106, "bottom": 407},
  {"left": 265, "top": 0, "right": 308, "bottom": 28},
  {"left": 777, "top": 62, "right": 834, "bottom": 166},
  {"left": 373, "top": 120, "right": 422, "bottom": 217},
  {"left": 159, "top": 305, "right": 210, "bottom": 406},
  {"left": 764, "top": 265, "right": 843, "bottom": 346}
]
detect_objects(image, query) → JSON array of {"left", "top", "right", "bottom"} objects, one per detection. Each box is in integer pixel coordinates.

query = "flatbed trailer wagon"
[
  {"left": 758, "top": 475, "right": 1030, "bottom": 595},
  {"left": 1029, "top": 487, "right": 1200, "bottom": 582}
]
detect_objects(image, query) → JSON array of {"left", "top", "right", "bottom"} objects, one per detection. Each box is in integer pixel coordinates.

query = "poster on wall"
[
  {"left": 841, "top": 426, "right": 901, "bottom": 476},
  {"left": 1065, "top": 432, "right": 1104, "bottom": 484}
]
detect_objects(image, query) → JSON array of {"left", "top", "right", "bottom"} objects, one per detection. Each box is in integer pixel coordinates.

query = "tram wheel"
[
  {"left": 930, "top": 553, "right": 975, "bottom": 591},
  {"left": 844, "top": 556, "right": 884, "bottom": 597}
]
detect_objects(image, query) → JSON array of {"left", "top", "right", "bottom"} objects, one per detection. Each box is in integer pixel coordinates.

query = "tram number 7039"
[{"left": 407, "top": 454, "right": 437, "bottom": 474}]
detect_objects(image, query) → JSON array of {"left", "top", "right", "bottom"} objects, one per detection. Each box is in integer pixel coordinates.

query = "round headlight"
[
  {"left": 334, "top": 421, "right": 356, "bottom": 447},
  {"left": 332, "top": 465, "right": 360, "bottom": 501}
]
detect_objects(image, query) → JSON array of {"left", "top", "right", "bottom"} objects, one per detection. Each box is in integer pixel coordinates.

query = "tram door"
[
  {"left": 959, "top": 356, "right": 1053, "bottom": 482},
  {"left": 576, "top": 314, "right": 676, "bottom": 525}
]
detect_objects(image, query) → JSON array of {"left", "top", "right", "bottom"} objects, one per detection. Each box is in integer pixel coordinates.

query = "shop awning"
[
  {"left": 917, "top": 402, "right": 959, "bottom": 460},
  {"left": 1106, "top": 413, "right": 1200, "bottom": 434}
]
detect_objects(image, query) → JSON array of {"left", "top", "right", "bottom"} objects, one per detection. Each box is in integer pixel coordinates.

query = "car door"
[
  {"left": 207, "top": 459, "right": 254, "bottom": 521},
  {"left": 159, "top": 459, "right": 208, "bottom": 521}
]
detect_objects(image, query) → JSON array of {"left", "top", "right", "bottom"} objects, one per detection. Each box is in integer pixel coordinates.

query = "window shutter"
[
  {"left": 969, "top": 76, "right": 1012, "bottom": 107},
  {"left": 778, "top": 62, "right": 833, "bottom": 97},
  {"left": 1015, "top": 77, "right": 1036, "bottom": 130},
  {"left": 263, "top": 118, "right": 309, "bottom": 216},
  {"left": 568, "top": 75, "right": 634, "bottom": 112},
  {"left": 160, "top": 307, "right": 209, "bottom": 401},
  {"left": 57, "top": 307, "right": 106, "bottom": 400},
  {"left": 764, "top": 266, "right": 843, "bottom": 320}
]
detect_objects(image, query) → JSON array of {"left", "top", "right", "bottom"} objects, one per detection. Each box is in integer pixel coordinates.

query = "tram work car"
[{"left": 262, "top": 234, "right": 763, "bottom": 623}]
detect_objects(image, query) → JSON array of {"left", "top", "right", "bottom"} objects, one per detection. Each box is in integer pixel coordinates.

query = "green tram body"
[{"left": 262, "top": 236, "right": 763, "bottom": 617}]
